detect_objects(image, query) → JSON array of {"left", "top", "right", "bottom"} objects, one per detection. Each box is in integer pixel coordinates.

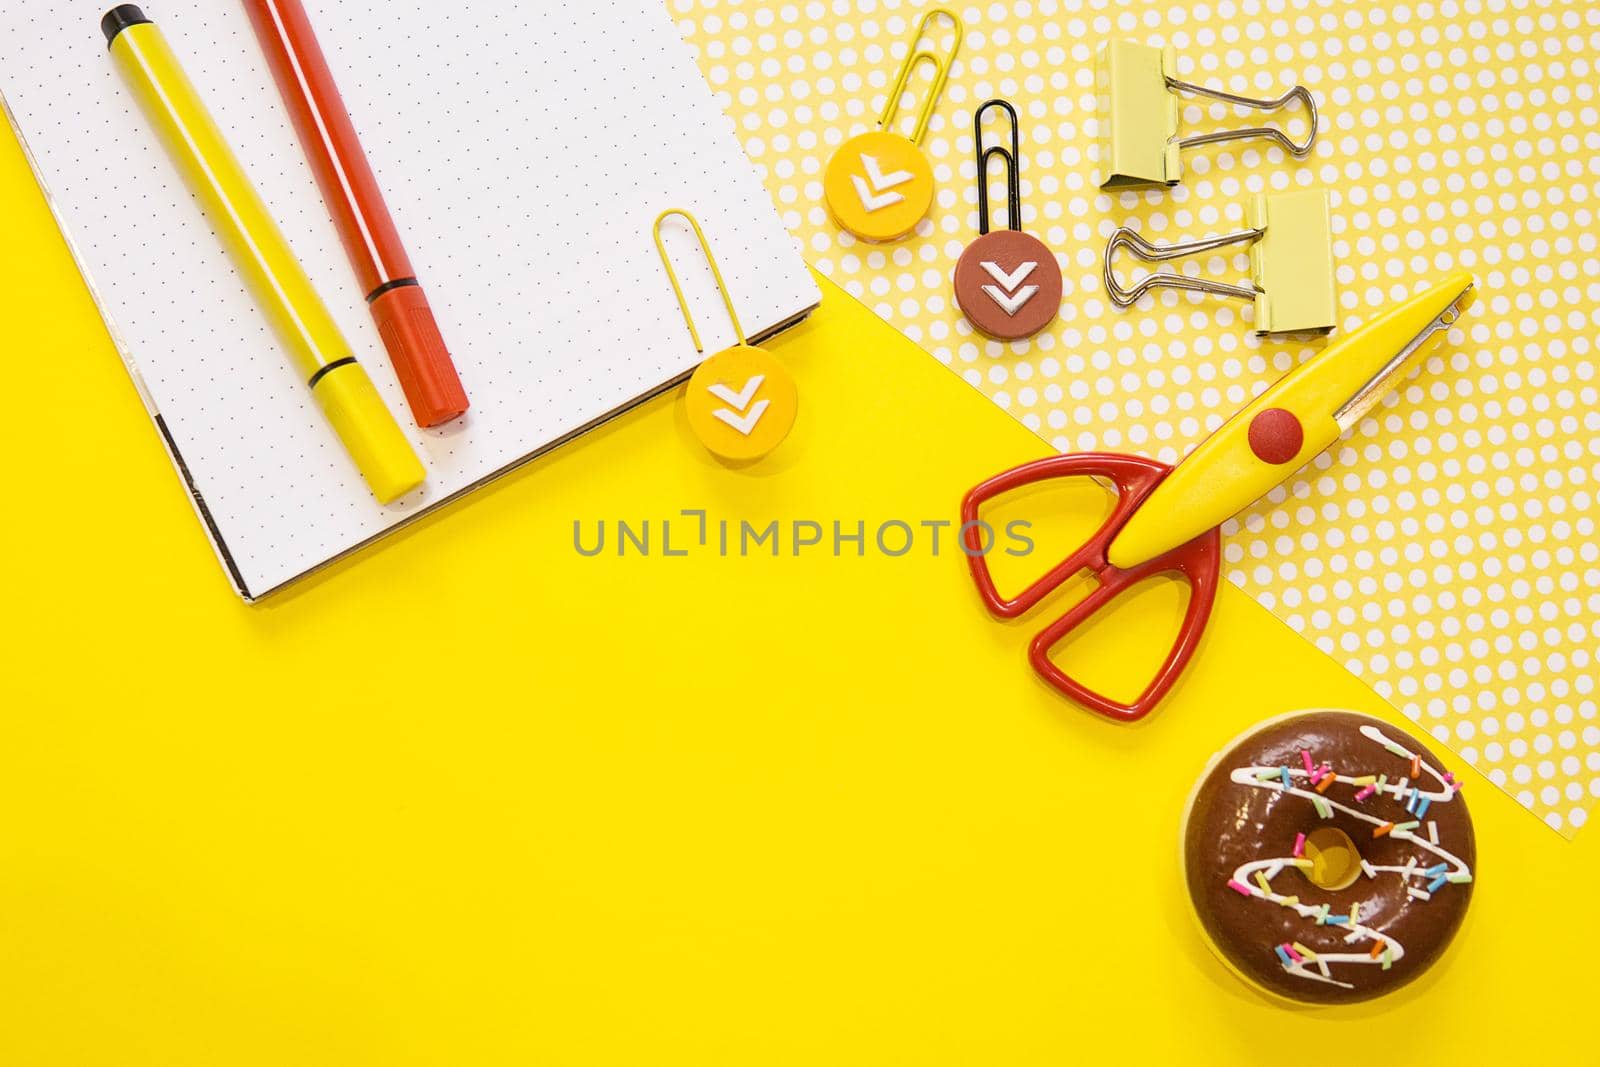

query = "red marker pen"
[{"left": 244, "top": 0, "right": 468, "bottom": 427}]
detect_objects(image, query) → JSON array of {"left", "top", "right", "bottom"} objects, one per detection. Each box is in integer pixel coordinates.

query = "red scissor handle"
[{"left": 960, "top": 453, "right": 1222, "bottom": 722}]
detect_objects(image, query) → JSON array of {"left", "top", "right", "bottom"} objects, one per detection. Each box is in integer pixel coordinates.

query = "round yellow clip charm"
[
  {"left": 823, "top": 130, "right": 935, "bottom": 244},
  {"left": 684, "top": 344, "right": 798, "bottom": 462},
  {"left": 653, "top": 209, "right": 799, "bottom": 463},
  {"left": 822, "top": 8, "right": 961, "bottom": 243}
]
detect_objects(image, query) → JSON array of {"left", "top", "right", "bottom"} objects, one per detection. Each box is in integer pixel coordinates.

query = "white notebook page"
[{"left": 0, "top": 0, "right": 818, "bottom": 597}]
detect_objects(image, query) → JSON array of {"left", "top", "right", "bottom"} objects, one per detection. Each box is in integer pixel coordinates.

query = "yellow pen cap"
[{"left": 311, "top": 362, "right": 427, "bottom": 504}]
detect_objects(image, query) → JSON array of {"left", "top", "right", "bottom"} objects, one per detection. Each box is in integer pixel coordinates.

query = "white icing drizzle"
[{"left": 1223, "top": 724, "right": 1474, "bottom": 990}]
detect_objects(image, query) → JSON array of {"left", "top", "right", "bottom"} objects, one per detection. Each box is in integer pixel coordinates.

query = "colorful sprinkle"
[
  {"left": 1427, "top": 874, "right": 1449, "bottom": 893},
  {"left": 1280, "top": 766, "right": 1293, "bottom": 791},
  {"left": 1447, "top": 872, "right": 1473, "bottom": 884},
  {"left": 1374, "top": 822, "right": 1395, "bottom": 838},
  {"left": 1370, "top": 941, "right": 1386, "bottom": 959},
  {"left": 1415, "top": 796, "right": 1431, "bottom": 819},
  {"left": 1315, "top": 904, "right": 1331, "bottom": 925},
  {"left": 1280, "top": 895, "right": 1300, "bottom": 906},
  {"left": 1312, "top": 796, "right": 1332, "bottom": 819},
  {"left": 1411, "top": 754, "right": 1422, "bottom": 778},
  {"left": 1227, "top": 879, "right": 1253, "bottom": 896},
  {"left": 1292, "top": 941, "right": 1318, "bottom": 961},
  {"left": 1316, "top": 772, "right": 1337, "bottom": 794},
  {"left": 1325, "top": 914, "right": 1350, "bottom": 925},
  {"left": 1424, "top": 863, "right": 1449, "bottom": 877},
  {"left": 1351, "top": 775, "right": 1377, "bottom": 786},
  {"left": 1408, "top": 887, "right": 1431, "bottom": 901},
  {"left": 1301, "top": 750, "right": 1316, "bottom": 775},
  {"left": 1350, "top": 904, "right": 1360, "bottom": 924},
  {"left": 1384, "top": 741, "right": 1410, "bottom": 759},
  {"left": 1354, "top": 784, "right": 1377, "bottom": 802},
  {"left": 1428, "top": 821, "right": 1440, "bottom": 844},
  {"left": 1284, "top": 944, "right": 1305, "bottom": 963},
  {"left": 1275, "top": 944, "right": 1294, "bottom": 967},
  {"left": 1256, "top": 768, "right": 1281, "bottom": 781},
  {"left": 1255, "top": 871, "right": 1273, "bottom": 894},
  {"left": 1393, "top": 820, "right": 1421, "bottom": 836},
  {"left": 1293, "top": 832, "right": 1306, "bottom": 858},
  {"left": 1381, "top": 948, "right": 1393, "bottom": 970}
]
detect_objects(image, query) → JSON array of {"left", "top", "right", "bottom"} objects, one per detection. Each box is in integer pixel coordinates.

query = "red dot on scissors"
[{"left": 1247, "top": 408, "right": 1304, "bottom": 464}]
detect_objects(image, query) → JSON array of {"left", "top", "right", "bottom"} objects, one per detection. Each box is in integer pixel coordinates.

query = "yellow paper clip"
[
  {"left": 1103, "top": 188, "right": 1337, "bottom": 336},
  {"left": 879, "top": 7, "right": 962, "bottom": 147},
  {"left": 652, "top": 209, "right": 746, "bottom": 353},
  {"left": 653, "top": 210, "right": 798, "bottom": 463},
  {"left": 822, "top": 8, "right": 962, "bottom": 242},
  {"left": 1096, "top": 40, "right": 1318, "bottom": 189}
]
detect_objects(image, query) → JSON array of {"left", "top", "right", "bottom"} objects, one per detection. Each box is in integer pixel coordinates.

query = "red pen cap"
[
  {"left": 370, "top": 284, "right": 468, "bottom": 426},
  {"left": 244, "top": 0, "right": 468, "bottom": 428}
]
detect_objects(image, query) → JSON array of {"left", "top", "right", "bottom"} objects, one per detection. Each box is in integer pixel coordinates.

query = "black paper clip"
[{"left": 952, "top": 99, "right": 1061, "bottom": 341}]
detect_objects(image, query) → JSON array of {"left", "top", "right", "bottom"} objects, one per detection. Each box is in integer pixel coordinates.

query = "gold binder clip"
[
  {"left": 1103, "top": 189, "right": 1337, "bottom": 336},
  {"left": 1096, "top": 40, "right": 1318, "bottom": 189},
  {"left": 653, "top": 209, "right": 798, "bottom": 462},
  {"left": 823, "top": 8, "right": 962, "bottom": 242}
]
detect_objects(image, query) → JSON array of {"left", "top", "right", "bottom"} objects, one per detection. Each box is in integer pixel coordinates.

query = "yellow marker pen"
[{"left": 102, "top": 5, "right": 425, "bottom": 504}]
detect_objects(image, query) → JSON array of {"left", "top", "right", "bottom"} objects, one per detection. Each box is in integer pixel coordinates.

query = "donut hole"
[{"left": 1301, "top": 827, "right": 1362, "bottom": 892}]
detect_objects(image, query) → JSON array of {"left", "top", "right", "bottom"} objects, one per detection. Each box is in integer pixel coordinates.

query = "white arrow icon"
[
  {"left": 980, "top": 260, "right": 1040, "bottom": 316},
  {"left": 850, "top": 154, "right": 913, "bottom": 212},
  {"left": 707, "top": 375, "right": 764, "bottom": 411},
  {"left": 708, "top": 374, "right": 769, "bottom": 435}
]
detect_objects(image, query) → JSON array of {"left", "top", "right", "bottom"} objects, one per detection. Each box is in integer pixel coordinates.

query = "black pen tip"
[{"left": 102, "top": 5, "right": 150, "bottom": 47}]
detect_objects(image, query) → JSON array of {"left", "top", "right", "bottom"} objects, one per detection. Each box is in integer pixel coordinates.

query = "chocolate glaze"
[{"left": 1184, "top": 711, "right": 1475, "bottom": 1004}]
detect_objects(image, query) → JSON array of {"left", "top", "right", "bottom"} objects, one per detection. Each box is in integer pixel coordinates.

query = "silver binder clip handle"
[
  {"left": 1167, "top": 78, "right": 1319, "bottom": 157},
  {"left": 1102, "top": 226, "right": 1263, "bottom": 308}
]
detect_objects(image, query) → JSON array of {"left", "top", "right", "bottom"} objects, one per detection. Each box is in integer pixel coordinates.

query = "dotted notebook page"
[
  {"left": 673, "top": 0, "right": 1600, "bottom": 835},
  {"left": 0, "top": 0, "right": 817, "bottom": 598}
]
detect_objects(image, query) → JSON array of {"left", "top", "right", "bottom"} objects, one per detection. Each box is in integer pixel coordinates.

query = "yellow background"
[
  {"left": 672, "top": 0, "right": 1600, "bottom": 834},
  {"left": 1, "top": 110, "right": 1596, "bottom": 1062}
]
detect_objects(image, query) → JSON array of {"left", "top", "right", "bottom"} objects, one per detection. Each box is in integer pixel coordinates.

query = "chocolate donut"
[{"left": 1183, "top": 710, "right": 1476, "bottom": 1004}]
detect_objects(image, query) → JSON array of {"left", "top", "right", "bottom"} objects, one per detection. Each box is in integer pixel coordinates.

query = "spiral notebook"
[{"left": 0, "top": 0, "right": 818, "bottom": 599}]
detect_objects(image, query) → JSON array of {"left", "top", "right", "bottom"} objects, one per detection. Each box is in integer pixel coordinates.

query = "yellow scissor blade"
[{"left": 1107, "top": 272, "right": 1476, "bottom": 570}]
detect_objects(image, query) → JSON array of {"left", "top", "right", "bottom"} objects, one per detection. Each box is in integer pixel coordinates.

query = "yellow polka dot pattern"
[{"left": 671, "top": 0, "right": 1600, "bottom": 836}]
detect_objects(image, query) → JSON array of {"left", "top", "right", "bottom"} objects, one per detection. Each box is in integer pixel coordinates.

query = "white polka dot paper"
[{"left": 672, "top": 0, "right": 1600, "bottom": 835}]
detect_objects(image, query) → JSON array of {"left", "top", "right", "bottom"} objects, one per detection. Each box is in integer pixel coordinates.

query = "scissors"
[{"left": 960, "top": 271, "right": 1477, "bottom": 722}]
